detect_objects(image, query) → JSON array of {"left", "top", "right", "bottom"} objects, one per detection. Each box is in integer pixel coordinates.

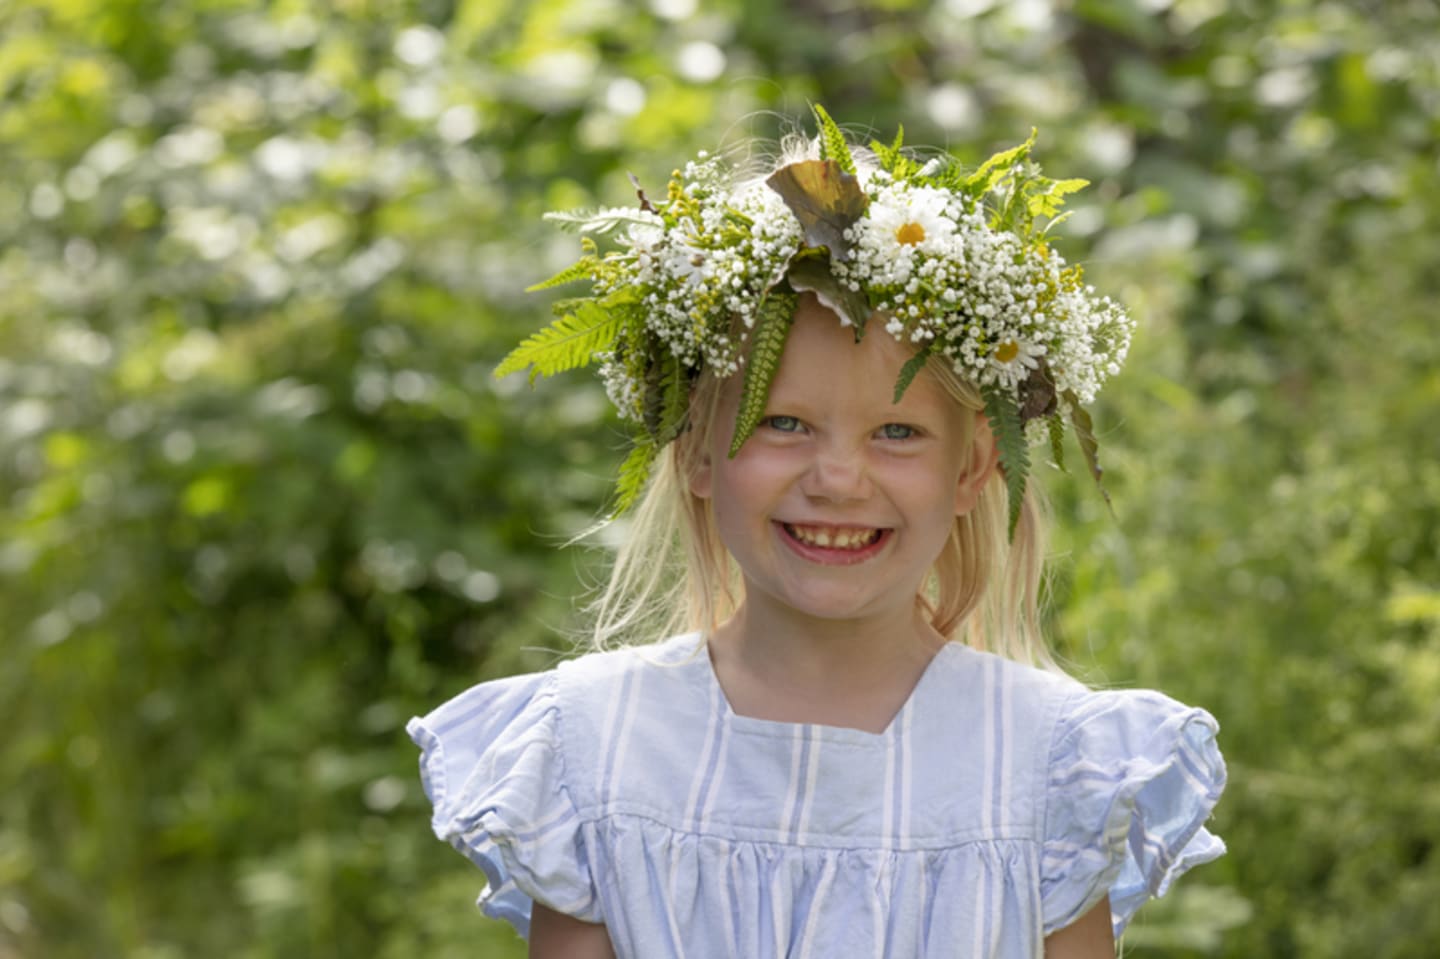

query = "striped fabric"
[{"left": 408, "top": 633, "right": 1226, "bottom": 957}]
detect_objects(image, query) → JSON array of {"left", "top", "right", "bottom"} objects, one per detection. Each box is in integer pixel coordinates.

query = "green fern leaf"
[
  {"left": 656, "top": 353, "right": 690, "bottom": 445},
  {"left": 640, "top": 350, "right": 691, "bottom": 445},
  {"left": 964, "top": 128, "right": 1037, "bottom": 198},
  {"left": 868, "top": 141, "right": 892, "bottom": 172},
  {"left": 493, "top": 300, "right": 622, "bottom": 383},
  {"left": 548, "top": 296, "right": 588, "bottom": 317},
  {"left": 1047, "top": 413, "right": 1067, "bottom": 472},
  {"left": 869, "top": 124, "right": 906, "bottom": 175},
  {"left": 812, "top": 104, "right": 856, "bottom": 175},
  {"left": 729, "top": 291, "right": 797, "bottom": 457},
  {"left": 983, "top": 384, "right": 1030, "bottom": 540},
  {"left": 1025, "top": 177, "right": 1089, "bottom": 219},
  {"left": 892, "top": 342, "right": 934, "bottom": 404},
  {"left": 525, "top": 256, "right": 598, "bottom": 292},
  {"left": 543, "top": 208, "right": 657, "bottom": 234},
  {"left": 612, "top": 436, "right": 658, "bottom": 516}
]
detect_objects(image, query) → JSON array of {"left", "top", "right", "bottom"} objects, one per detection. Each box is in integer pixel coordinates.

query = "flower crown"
[{"left": 498, "top": 106, "right": 1134, "bottom": 536}]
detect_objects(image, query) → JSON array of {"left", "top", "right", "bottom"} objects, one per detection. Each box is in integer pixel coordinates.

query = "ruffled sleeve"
[
  {"left": 1039, "top": 687, "right": 1227, "bottom": 937},
  {"left": 406, "top": 670, "right": 599, "bottom": 937}
]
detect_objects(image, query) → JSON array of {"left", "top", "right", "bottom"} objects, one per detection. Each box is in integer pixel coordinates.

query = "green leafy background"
[{"left": 2, "top": 0, "right": 1437, "bottom": 955}]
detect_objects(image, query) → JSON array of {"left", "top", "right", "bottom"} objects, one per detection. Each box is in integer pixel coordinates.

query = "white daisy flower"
[
  {"left": 859, "top": 184, "right": 957, "bottom": 256},
  {"left": 988, "top": 337, "right": 1045, "bottom": 387}
]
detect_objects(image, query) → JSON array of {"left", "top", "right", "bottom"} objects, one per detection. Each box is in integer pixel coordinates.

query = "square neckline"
[{"left": 695, "top": 633, "right": 961, "bottom": 744}]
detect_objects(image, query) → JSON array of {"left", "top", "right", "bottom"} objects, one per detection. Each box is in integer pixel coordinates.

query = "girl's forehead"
[
  {"left": 767, "top": 315, "right": 955, "bottom": 417},
  {"left": 775, "top": 299, "right": 920, "bottom": 377},
  {"left": 783, "top": 296, "right": 907, "bottom": 359}
]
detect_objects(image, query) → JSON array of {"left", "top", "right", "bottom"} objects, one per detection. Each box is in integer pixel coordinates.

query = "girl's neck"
[{"left": 707, "top": 598, "right": 947, "bottom": 733}]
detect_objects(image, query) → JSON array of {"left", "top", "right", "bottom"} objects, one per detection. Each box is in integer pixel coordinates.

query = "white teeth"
[{"left": 788, "top": 525, "right": 877, "bottom": 550}]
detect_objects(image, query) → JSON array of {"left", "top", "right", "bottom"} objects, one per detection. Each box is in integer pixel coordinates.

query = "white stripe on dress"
[
  {"left": 881, "top": 724, "right": 897, "bottom": 850},
  {"left": 794, "top": 732, "right": 822, "bottom": 840},
  {"left": 770, "top": 866, "right": 788, "bottom": 957},
  {"left": 596, "top": 666, "right": 630, "bottom": 804},
  {"left": 971, "top": 862, "right": 987, "bottom": 955},
  {"left": 997, "top": 657, "right": 1012, "bottom": 829},
  {"left": 716, "top": 840, "right": 739, "bottom": 957},
  {"left": 898, "top": 700, "right": 914, "bottom": 850},
  {"left": 499, "top": 800, "right": 576, "bottom": 843},
  {"left": 872, "top": 856, "right": 893, "bottom": 959},
  {"left": 663, "top": 835, "right": 689, "bottom": 959},
  {"left": 684, "top": 677, "right": 723, "bottom": 822},
  {"left": 779, "top": 724, "right": 805, "bottom": 840},
  {"left": 698, "top": 718, "right": 731, "bottom": 832},
  {"left": 916, "top": 850, "right": 930, "bottom": 954},
  {"left": 980, "top": 655, "right": 997, "bottom": 834},
  {"left": 796, "top": 855, "right": 841, "bottom": 959},
  {"left": 608, "top": 665, "right": 646, "bottom": 804}
]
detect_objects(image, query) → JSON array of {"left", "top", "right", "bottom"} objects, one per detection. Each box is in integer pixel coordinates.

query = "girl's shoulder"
[
  {"left": 549, "top": 632, "right": 710, "bottom": 724},
  {"left": 938, "top": 644, "right": 1222, "bottom": 764},
  {"left": 922, "top": 642, "right": 1086, "bottom": 746},
  {"left": 940, "top": 646, "right": 1227, "bottom": 936},
  {"left": 556, "top": 631, "right": 707, "bottom": 683}
]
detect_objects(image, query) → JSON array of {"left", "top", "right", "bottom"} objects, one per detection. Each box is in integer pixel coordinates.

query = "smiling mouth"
[{"left": 781, "top": 523, "right": 886, "bottom": 551}]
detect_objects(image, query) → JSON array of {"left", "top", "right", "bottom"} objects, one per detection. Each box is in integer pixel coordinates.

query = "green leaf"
[
  {"left": 1026, "top": 177, "right": 1089, "bottom": 219},
  {"left": 643, "top": 351, "right": 690, "bottom": 445},
  {"left": 729, "top": 291, "right": 797, "bottom": 457},
  {"left": 765, "top": 160, "right": 869, "bottom": 262},
  {"left": 871, "top": 125, "right": 920, "bottom": 180},
  {"left": 612, "top": 436, "right": 658, "bottom": 516},
  {"left": 1063, "top": 390, "right": 1113, "bottom": 512},
  {"left": 879, "top": 125, "right": 905, "bottom": 167},
  {"left": 783, "top": 256, "right": 872, "bottom": 331},
  {"left": 892, "top": 342, "right": 935, "bottom": 404},
  {"left": 543, "top": 208, "right": 657, "bottom": 234},
  {"left": 525, "top": 256, "right": 598, "bottom": 292},
  {"left": 549, "top": 296, "right": 588, "bottom": 317},
  {"left": 964, "top": 128, "right": 1037, "bottom": 197},
  {"left": 658, "top": 357, "right": 690, "bottom": 444},
  {"left": 1047, "top": 414, "right": 1067, "bottom": 472},
  {"left": 983, "top": 384, "right": 1030, "bottom": 540},
  {"left": 996, "top": 164, "right": 1035, "bottom": 233},
  {"left": 493, "top": 300, "right": 622, "bottom": 383},
  {"left": 811, "top": 103, "right": 856, "bottom": 175}
]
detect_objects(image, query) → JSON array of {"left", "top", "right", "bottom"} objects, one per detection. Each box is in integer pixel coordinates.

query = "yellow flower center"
[
  {"left": 995, "top": 340, "right": 1021, "bottom": 363},
  {"left": 895, "top": 222, "right": 926, "bottom": 246}
]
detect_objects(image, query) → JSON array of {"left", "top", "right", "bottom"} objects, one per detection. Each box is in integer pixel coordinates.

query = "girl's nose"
[{"left": 800, "top": 442, "right": 872, "bottom": 502}]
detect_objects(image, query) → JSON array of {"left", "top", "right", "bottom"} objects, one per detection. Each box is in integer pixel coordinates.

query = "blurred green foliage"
[{"left": 1, "top": 0, "right": 1437, "bottom": 956}]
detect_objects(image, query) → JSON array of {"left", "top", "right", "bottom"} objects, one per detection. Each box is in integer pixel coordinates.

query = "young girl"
[{"left": 408, "top": 109, "right": 1226, "bottom": 958}]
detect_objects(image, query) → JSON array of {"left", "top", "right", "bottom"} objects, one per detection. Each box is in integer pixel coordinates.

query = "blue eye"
[
  {"left": 879, "top": 423, "right": 916, "bottom": 440},
  {"left": 765, "top": 415, "right": 802, "bottom": 433}
]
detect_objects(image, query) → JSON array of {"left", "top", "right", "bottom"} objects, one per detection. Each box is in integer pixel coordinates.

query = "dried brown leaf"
[{"left": 766, "top": 160, "right": 868, "bottom": 262}]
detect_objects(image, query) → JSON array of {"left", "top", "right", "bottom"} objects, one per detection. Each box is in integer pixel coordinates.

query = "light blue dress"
[{"left": 408, "top": 633, "right": 1226, "bottom": 957}]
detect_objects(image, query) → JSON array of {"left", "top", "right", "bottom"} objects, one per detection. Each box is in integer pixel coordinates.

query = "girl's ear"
[{"left": 954, "top": 413, "right": 999, "bottom": 516}]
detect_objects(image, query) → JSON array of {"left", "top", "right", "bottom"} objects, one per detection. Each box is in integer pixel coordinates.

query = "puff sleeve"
[
  {"left": 1039, "top": 687, "right": 1227, "bottom": 937},
  {"left": 407, "top": 670, "right": 599, "bottom": 937}
]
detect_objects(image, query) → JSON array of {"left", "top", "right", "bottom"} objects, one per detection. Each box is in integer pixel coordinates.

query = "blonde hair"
[{"left": 585, "top": 345, "right": 1060, "bottom": 673}]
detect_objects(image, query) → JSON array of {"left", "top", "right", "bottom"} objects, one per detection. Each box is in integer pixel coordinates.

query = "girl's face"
[{"left": 690, "top": 294, "right": 996, "bottom": 628}]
